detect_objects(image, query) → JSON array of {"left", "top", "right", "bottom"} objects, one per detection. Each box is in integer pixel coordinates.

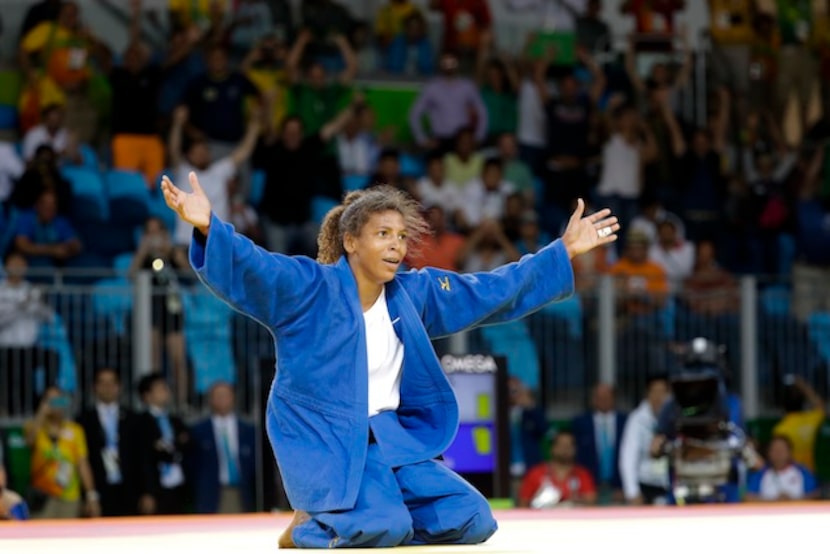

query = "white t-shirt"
[
  {"left": 364, "top": 287, "right": 404, "bottom": 417},
  {"left": 174, "top": 158, "right": 236, "bottom": 245},
  {"left": 517, "top": 79, "right": 547, "bottom": 148},
  {"left": 649, "top": 241, "right": 695, "bottom": 291},
  {"left": 415, "top": 177, "right": 462, "bottom": 214},
  {"left": 596, "top": 134, "right": 642, "bottom": 199},
  {"left": 22, "top": 125, "right": 68, "bottom": 161},
  {"left": 0, "top": 142, "right": 24, "bottom": 202},
  {"left": 754, "top": 465, "right": 814, "bottom": 501},
  {"left": 462, "top": 178, "right": 516, "bottom": 226}
]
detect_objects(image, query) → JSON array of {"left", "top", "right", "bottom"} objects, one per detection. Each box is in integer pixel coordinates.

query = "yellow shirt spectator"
[
  {"left": 773, "top": 408, "right": 825, "bottom": 472},
  {"left": 169, "top": 0, "right": 230, "bottom": 29},
  {"left": 375, "top": 1, "right": 420, "bottom": 44},
  {"left": 246, "top": 66, "right": 290, "bottom": 132},
  {"left": 28, "top": 421, "right": 88, "bottom": 501}
]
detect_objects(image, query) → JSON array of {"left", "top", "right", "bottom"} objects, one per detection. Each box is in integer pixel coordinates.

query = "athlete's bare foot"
[{"left": 278, "top": 510, "right": 310, "bottom": 548}]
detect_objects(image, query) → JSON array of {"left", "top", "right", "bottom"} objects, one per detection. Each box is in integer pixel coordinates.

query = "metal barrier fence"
[{"left": 2, "top": 270, "right": 829, "bottom": 422}]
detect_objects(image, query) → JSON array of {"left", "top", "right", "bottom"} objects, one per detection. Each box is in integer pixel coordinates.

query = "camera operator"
[{"left": 649, "top": 338, "right": 761, "bottom": 503}]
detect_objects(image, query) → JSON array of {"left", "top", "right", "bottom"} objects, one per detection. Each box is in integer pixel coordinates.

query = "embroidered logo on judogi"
[{"left": 438, "top": 277, "right": 451, "bottom": 291}]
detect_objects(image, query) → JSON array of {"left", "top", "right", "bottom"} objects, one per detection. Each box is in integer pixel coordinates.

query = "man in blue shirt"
[{"left": 13, "top": 190, "right": 81, "bottom": 269}]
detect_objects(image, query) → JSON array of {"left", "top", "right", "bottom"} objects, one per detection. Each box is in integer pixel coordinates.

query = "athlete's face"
[{"left": 345, "top": 210, "right": 408, "bottom": 286}]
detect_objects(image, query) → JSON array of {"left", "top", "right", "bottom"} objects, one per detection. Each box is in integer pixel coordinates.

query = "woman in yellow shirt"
[{"left": 25, "top": 387, "right": 100, "bottom": 519}]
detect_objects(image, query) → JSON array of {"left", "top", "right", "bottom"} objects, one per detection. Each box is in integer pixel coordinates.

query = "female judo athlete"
[{"left": 161, "top": 172, "right": 619, "bottom": 548}]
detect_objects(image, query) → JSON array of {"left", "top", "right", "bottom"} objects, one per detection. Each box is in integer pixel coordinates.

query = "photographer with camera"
[{"left": 129, "top": 217, "right": 190, "bottom": 409}]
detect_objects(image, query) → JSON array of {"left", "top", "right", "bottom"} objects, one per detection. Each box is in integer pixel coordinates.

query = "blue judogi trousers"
[{"left": 291, "top": 443, "right": 498, "bottom": 548}]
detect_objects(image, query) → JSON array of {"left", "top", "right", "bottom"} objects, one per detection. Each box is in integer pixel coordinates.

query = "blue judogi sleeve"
[
  {"left": 188, "top": 214, "right": 322, "bottom": 330},
  {"left": 399, "top": 239, "right": 574, "bottom": 338}
]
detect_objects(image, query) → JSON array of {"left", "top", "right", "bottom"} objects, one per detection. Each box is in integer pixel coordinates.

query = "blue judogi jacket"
[{"left": 190, "top": 214, "right": 574, "bottom": 512}]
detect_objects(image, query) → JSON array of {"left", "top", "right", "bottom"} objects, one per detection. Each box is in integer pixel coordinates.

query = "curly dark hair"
[{"left": 317, "top": 186, "right": 430, "bottom": 265}]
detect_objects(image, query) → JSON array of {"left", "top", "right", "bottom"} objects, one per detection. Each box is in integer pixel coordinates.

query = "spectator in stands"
[
  {"left": 0, "top": 442, "right": 29, "bottom": 520},
  {"left": 385, "top": 10, "right": 435, "bottom": 77},
  {"left": 572, "top": 383, "right": 627, "bottom": 504},
  {"left": 642, "top": 85, "right": 688, "bottom": 212},
  {"left": 368, "top": 148, "right": 413, "bottom": 193},
  {"left": 413, "top": 152, "right": 460, "bottom": 212},
  {"left": 18, "top": 1, "right": 109, "bottom": 145},
  {"left": 157, "top": 24, "right": 206, "bottom": 119},
  {"left": 405, "top": 204, "right": 465, "bottom": 271},
  {"left": 595, "top": 104, "right": 658, "bottom": 250},
  {"left": 21, "top": 103, "right": 79, "bottom": 164},
  {"left": 286, "top": 28, "right": 357, "bottom": 137},
  {"left": 227, "top": 0, "right": 277, "bottom": 61},
  {"left": 13, "top": 190, "right": 82, "bottom": 270},
  {"left": 506, "top": 376, "right": 546, "bottom": 481},
  {"left": 629, "top": 196, "right": 685, "bottom": 246},
  {"left": 168, "top": 0, "right": 229, "bottom": 31},
  {"left": 136, "top": 373, "right": 189, "bottom": 515},
  {"left": 496, "top": 132, "right": 534, "bottom": 205},
  {"left": 18, "top": 0, "right": 61, "bottom": 43},
  {"left": 0, "top": 251, "right": 58, "bottom": 416},
  {"left": 518, "top": 430, "right": 598, "bottom": 508},
  {"left": 299, "top": 0, "right": 355, "bottom": 66},
  {"left": 129, "top": 217, "right": 190, "bottom": 408},
  {"left": 707, "top": 0, "right": 754, "bottom": 119},
  {"left": 109, "top": 3, "right": 164, "bottom": 187},
  {"left": 610, "top": 229, "right": 669, "bottom": 315},
  {"left": 459, "top": 219, "right": 520, "bottom": 273},
  {"left": 515, "top": 210, "right": 551, "bottom": 257},
  {"left": 375, "top": 0, "right": 420, "bottom": 49},
  {"left": 0, "top": 141, "right": 24, "bottom": 206},
  {"left": 772, "top": 376, "right": 826, "bottom": 473},
  {"left": 10, "top": 145, "right": 73, "bottom": 216},
  {"left": 189, "top": 382, "right": 257, "bottom": 514},
  {"left": 461, "top": 158, "right": 516, "bottom": 231},
  {"left": 336, "top": 103, "right": 380, "bottom": 178},
  {"left": 475, "top": 32, "right": 519, "bottom": 143},
  {"left": 577, "top": 0, "right": 612, "bottom": 53},
  {"left": 619, "top": 374, "right": 671, "bottom": 505},
  {"left": 409, "top": 53, "right": 488, "bottom": 152},
  {"left": 535, "top": 48, "right": 605, "bottom": 237},
  {"left": 182, "top": 44, "right": 262, "bottom": 162},
  {"left": 429, "top": 0, "right": 492, "bottom": 70},
  {"left": 775, "top": 0, "right": 815, "bottom": 135},
  {"left": 168, "top": 105, "right": 260, "bottom": 247},
  {"left": 444, "top": 126, "right": 485, "bottom": 190},
  {"left": 76, "top": 367, "right": 139, "bottom": 517},
  {"left": 621, "top": 0, "right": 685, "bottom": 39},
  {"left": 242, "top": 33, "right": 291, "bottom": 138},
  {"left": 673, "top": 94, "right": 730, "bottom": 242},
  {"left": 745, "top": 435, "right": 820, "bottom": 502},
  {"left": 648, "top": 219, "right": 694, "bottom": 292},
  {"left": 349, "top": 21, "right": 379, "bottom": 76},
  {"left": 25, "top": 386, "right": 101, "bottom": 518},
  {"left": 252, "top": 97, "right": 357, "bottom": 257}
]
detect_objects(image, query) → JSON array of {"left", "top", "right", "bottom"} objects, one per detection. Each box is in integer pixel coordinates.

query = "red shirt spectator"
[
  {"left": 430, "top": 0, "right": 491, "bottom": 53},
  {"left": 518, "top": 431, "right": 598, "bottom": 508}
]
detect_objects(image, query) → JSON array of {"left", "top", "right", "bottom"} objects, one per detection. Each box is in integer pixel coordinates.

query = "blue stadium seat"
[
  {"left": 105, "top": 169, "right": 150, "bottom": 200},
  {"left": 113, "top": 252, "right": 134, "bottom": 277},
  {"left": 38, "top": 313, "right": 77, "bottom": 394},
  {"left": 79, "top": 144, "right": 99, "bottom": 170},
  {"left": 760, "top": 285, "right": 790, "bottom": 317},
  {"left": 808, "top": 312, "right": 830, "bottom": 366},
  {"left": 311, "top": 196, "right": 339, "bottom": 225},
  {"left": 777, "top": 234, "right": 796, "bottom": 277},
  {"left": 541, "top": 293, "right": 583, "bottom": 339},
  {"left": 400, "top": 153, "right": 425, "bottom": 178},
  {"left": 0, "top": 105, "right": 18, "bottom": 131},
  {"left": 249, "top": 169, "right": 266, "bottom": 206},
  {"left": 480, "top": 321, "right": 541, "bottom": 390},
  {"left": 343, "top": 174, "right": 369, "bottom": 192},
  {"left": 62, "top": 166, "right": 108, "bottom": 221},
  {"left": 182, "top": 285, "right": 236, "bottom": 393},
  {"left": 91, "top": 278, "right": 132, "bottom": 336},
  {"left": 0, "top": 206, "right": 19, "bottom": 258}
]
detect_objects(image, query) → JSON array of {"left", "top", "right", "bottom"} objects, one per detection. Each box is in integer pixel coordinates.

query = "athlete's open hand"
[
  {"left": 561, "top": 199, "right": 619, "bottom": 259},
  {"left": 161, "top": 171, "right": 212, "bottom": 235}
]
